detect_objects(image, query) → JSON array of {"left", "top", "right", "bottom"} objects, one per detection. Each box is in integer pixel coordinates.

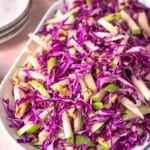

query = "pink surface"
[{"left": 0, "top": 0, "right": 54, "bottom": 149}]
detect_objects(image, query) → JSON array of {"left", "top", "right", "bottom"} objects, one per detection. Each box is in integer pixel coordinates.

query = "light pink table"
[{"left": 0, "top": 0, "right": 54, "bottom": 149}]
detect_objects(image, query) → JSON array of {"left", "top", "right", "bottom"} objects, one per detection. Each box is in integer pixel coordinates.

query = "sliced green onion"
[
  {"left": 131, "top": 76, "right": 150, "bottom": 101},
  {"left": 93, "top": 88, "right": 106, "bottom": 102},
  {"left": 69, "top": 7, "right": 80, "bottom": 16},
  {"left": 92, "top": 102, "right": 104, "bottom": 110},
  {"left": 103, "top": 14, "right": 114, "bottom": 22},
  {"left": 69, "top": 47, "right": 76, "bottom": 56},
  {"left": 68, "top": 38, "right": 84, "bottom": 53},
  {"left": 73, "top": 110, "right": 83, "bottom": 132},
  {"left": 28, "top": 55, "right": 40, "bottom": 69},
  {"left": 97, "top": 137, "right": 109, "bottom": 150},
  {"left": 121, "top": 97, "right": 144, "bottom": 119},
  {"left": 98, "top": 18, "right": 118, "bottom": 34},
  {"left": 62, "top": 111, "right": 73, "bottom": 138},
  {"left": 133, "top": 28, "right": 141, "bottom": 35},
  {"left": 17, "top": 124, "right": 40, "bottom": 136},
  {"left": 97, "top": 145, "right": 109, "bottom": 150},
  {"left": 103, "top": 12, "right": 121, "bottom": 22},
  {"left": 138, "top": 11, "right": 150, "bottom": 36},
  {"left": 33, "top": 130, "right": 49, "bottom": 145},
  {"left": 51, "top": 79, "right": 68, "bottom": 91},
  {"left": 91, "top": 122, "right": 104, "bottom": 133},
  {"left": 29, "top": 80, "right": 50, "bottom": 98},
  {"left": 112, "top": 57, "right": 119, "bottom": 67},
  {"left": 58, "top": 132, "right": 65, "bottom": 137},
  {"left": 121, "top": 10, "right": 141, "bottom": 35},
  {"left": 100, "top": 145, "right": 109, "bottom": 150},
  {"left": 47, "top": 57, "right": 57, "bottom": 72},
  {"left": 104, "top": 84, "right": 119, "bottom": 93},
  {"left": 79, "top": 78, "right": 92, "bottom": 101},
  {"left": 86, "top": 0, "right": 92, "bottom": 5},
  {"left": 84, "top": 73, "right": 96, "bottom": 91},
  {"left": 123, "top": 105, "right": 150, "bottom": 121},
  {"left": 65, "top": 15, "right": 75, "bottom": 24},
  {"left": 68, "top": 135, "right": 95, "bottom": 147},
  {"left": 17, "top": 106, "right": 53, "bottom": 136}
]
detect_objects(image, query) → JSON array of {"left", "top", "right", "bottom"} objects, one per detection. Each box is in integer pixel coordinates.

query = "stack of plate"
[{"left": 0, "top": 0, "right": 32, "bottom": 43}]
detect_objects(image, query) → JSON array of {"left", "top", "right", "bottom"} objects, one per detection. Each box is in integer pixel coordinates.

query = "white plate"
[
  {"left": 0, "top": 0, "right": 30, "bottom": 31},
  {"left": 0, "top": 13, "right": 30, "bottom": 44},
  {"left": 0, "top": 0, "right": 149, "bottom": 150}
]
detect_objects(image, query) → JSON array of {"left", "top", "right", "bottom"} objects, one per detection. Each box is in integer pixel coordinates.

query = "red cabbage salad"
[{"left": 2, "top": 0, "right": 150, "bottom": 149}]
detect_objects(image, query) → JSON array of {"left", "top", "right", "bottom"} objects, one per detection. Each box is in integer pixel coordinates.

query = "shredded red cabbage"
[{"left": 2, "top": 0, "right": 150, "bottom": 150}]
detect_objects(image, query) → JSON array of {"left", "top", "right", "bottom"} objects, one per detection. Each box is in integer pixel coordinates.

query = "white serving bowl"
[{"left": 0, "top": 0, "right": 149, "bottom": 150}]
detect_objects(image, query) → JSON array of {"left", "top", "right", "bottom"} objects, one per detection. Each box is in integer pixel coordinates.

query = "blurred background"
[{"left": 0, "top": 0, "right": 55, "bottom": 82}]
